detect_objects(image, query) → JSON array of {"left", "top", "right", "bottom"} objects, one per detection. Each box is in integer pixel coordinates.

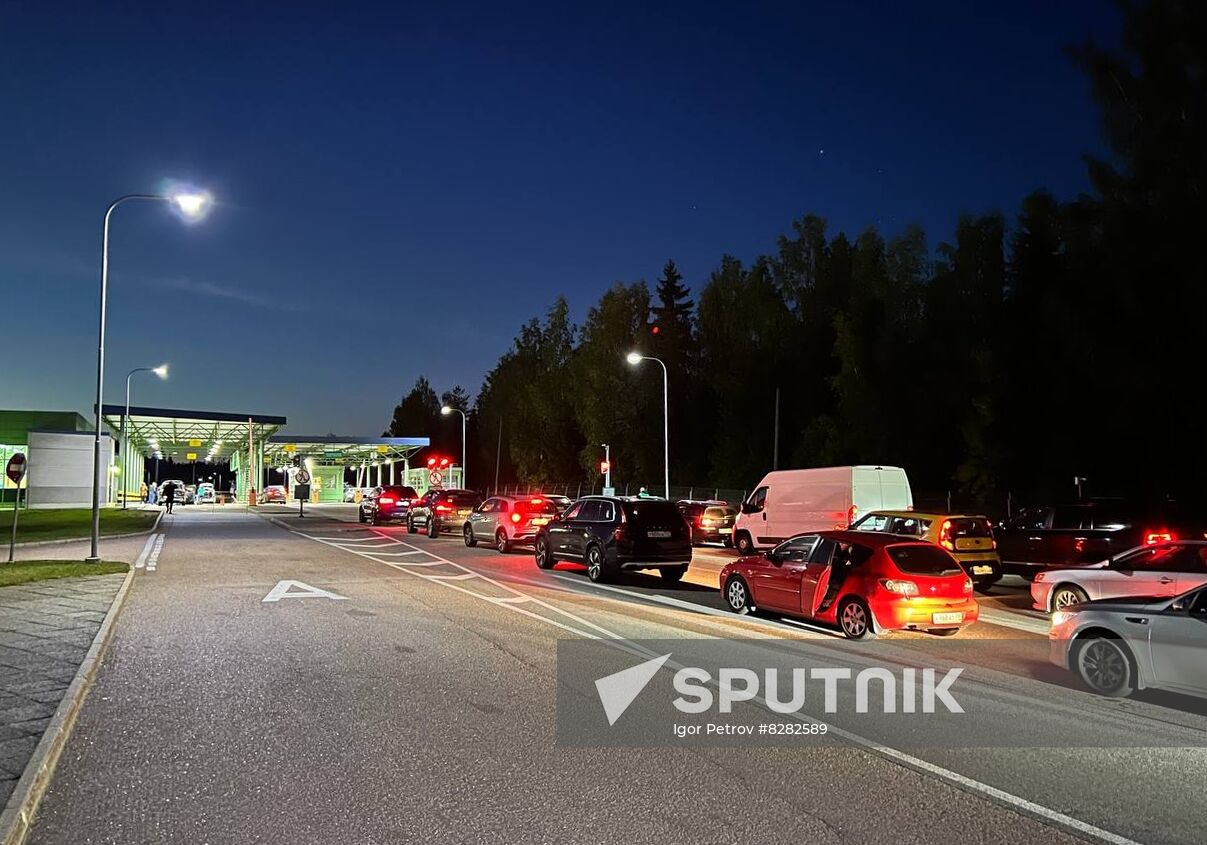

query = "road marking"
[
  {"left": 143, "top": 534, "right": 165, "bottom": 573},
  {"left": 277, "top": 519, "right": 1140, "bottom": 845},
  {"left": 364, "top": 550, "right": 428, "bottom": 557},
  {"left": 978, "top": 608, "right": 1051, "bottom": 635},
  {"left": 262, "top": 580, "right": 349, "bottom": 603},
  {"left": 134, "top": 533, "right": 158, "bottom": 569}
]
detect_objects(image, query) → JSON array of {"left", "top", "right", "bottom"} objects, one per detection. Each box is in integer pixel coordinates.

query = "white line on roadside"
[
  {"left": 278, "top": 518, "right": 1139, "bottom": 845},
  {"left": 978, "top": 608, "right": 1051, "bottom": 635},
  {"left": 143, "top": 534, "right": 165, "bottom": 573},
  {"left": 133, "top": 533, "right": 157, "bottom": 569},
  {"left": 363, "top": 550, "right": 428, "bottom": 557}
]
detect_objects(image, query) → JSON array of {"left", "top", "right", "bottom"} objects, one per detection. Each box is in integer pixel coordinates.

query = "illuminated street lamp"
[
  {"left": 441, "top": 406, "right": 468, "bottom": 487},
  {"left": 120, "top": 364, "right": 168, "bottom": 510},
  {"left": 625, "top": 351, "right": 669, "bottom": 499},
  {"left": 88, "top": 189, "right": 212, "bottom": 563}
]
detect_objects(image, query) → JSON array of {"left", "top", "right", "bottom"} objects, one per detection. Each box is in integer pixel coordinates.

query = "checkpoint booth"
[{"left": 263, "top": 436, "right": 430, "bottom": 503}]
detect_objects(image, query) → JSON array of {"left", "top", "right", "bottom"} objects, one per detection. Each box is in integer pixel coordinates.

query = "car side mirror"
[{"left": 764, "top": 549, "right": 781, "bottom": 565}]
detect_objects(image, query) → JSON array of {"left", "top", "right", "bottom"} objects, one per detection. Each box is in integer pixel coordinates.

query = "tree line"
[{"left": 385, "top": 1, "right": 1207, "bottom": 508}]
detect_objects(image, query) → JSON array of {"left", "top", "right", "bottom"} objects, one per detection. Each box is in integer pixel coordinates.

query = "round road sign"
[
  {"left": 428, "top": 470, "right": 443, "bottom": 487},
  {"left": 295, "top": 469, "right": 311, "bottom": 485},
  {"left": 5, "top": 453, "right": 27, "bottom": 485}
]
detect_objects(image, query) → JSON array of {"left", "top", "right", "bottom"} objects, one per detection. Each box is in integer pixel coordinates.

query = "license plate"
[
  {"left": 718, "top": 528, "right": 732, "bottom": 535},
  {"left": 971, "top": 565, "right": 993, "bottom": 575},
  {"left": 531, "top": 517, "right": 549, "bottom": 526},
  {"left": 648, "top": 530, "right": 672, "bottom": 539},
  {"left": 932, "top": 612, "right": 964, "bottom": 625}
]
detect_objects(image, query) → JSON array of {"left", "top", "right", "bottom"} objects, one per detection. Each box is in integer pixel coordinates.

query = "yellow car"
[{"left": 849, "top": 510, "right": 1002, "bottom": 592}]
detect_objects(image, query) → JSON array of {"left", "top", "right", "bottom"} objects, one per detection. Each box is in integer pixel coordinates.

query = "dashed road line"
[
  {"left": 133, "top": 533, "right": 158, "bottom": 569},
  {"left": 137, "top": 534, "right": 165, "bottom": 573}
]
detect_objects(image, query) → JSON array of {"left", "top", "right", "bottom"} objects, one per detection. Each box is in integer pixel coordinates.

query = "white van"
[{"left": 732, "top": 466, "right": 913, "bottom": 554}]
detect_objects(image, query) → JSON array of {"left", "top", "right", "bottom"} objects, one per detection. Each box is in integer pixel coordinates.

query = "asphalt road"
[{"left": 26, "top": 504, "right": 1207, "bottom": 844}]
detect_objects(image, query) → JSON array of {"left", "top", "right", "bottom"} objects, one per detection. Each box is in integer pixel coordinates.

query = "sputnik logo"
[{"left": 594, "top": 653, "right": 672, "bottom": 725}]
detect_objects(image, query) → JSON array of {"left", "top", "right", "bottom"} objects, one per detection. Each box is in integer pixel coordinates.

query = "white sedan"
[
  {"left": 1032, "top": 541, "right": 1207, "bottom": 612},
  {"left": 1049, "top": 584, "right": 1207, "bottom": 698}
]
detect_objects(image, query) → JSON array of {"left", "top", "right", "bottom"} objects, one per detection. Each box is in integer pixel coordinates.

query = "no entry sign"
[{"left": 6, "top": 453, "right": 26, "bottom": 485}]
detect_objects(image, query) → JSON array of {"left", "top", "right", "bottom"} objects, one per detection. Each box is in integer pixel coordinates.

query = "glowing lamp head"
[
  {"left": 625, "top": 351, "right": 643, "bottom": 366},
  {"left": 170, "top": 190, "right": 213, "bottom": 221},
  {"left": 441, "top": 406, "right": 452, "bottom": 416},
  {"left": 153, "top": 364, "right": 169, "bottom": 379}
]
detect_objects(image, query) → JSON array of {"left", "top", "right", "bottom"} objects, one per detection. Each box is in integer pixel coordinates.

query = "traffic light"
[
  {"left": 426, "top": 457, "right": 437, "bottom": 468},
  {"left": 439, "top": 457, "right": 449, "bottom": 468},
  {"left": 599, "top": 460, "right": 610, "bottom": 474}
]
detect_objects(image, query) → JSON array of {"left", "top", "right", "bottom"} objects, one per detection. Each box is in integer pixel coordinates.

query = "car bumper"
[
  {"left": 693, "top": 527, "right": 734, "bottom": 543},
  {"left": 1031, "top": 581, "right": 1055, "bottom": 611},
  {"left": 955, "top": 553, "right": 1001, "bottom": 579},
  {"left": 870, "top": 597, "right": 980, "bottom": 630},
  {"left": 615, "top": 553, "right": 692, "bottom": 569},
  {"left": 373, "top": 508, "right": 410, "bottom": 522}
]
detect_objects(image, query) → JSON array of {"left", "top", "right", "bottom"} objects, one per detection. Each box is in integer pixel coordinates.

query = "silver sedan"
[{"left": 1049, "top": 584, "right": 1207, "bottom": 698}]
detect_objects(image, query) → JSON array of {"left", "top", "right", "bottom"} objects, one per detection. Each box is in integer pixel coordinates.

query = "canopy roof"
[
  {"left": 101, "top": 405, "right": 286, "bottom": 461},
  {"left": 264, "top": 435, "right": 429, "bottom": 466}
]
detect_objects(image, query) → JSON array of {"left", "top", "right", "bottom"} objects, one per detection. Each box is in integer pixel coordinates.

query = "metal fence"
[{"left": 486, "top": 482, "right": 749, "bottom": 505}]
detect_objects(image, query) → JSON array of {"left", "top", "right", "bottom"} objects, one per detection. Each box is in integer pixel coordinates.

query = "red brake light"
[
  {"left": 436, "top": 503, "right": 454, "bottom": 513},
  {"left": 530, "top": 498, "right": 543, "bottom": 505},
  {"left": 1144, "top": 529, "right": 1173, "bottom": 545},
  {"left": 939, "top": 519, "right": 954, "bottom": 551},
  {"left": 510, "top": 512, "right": 522, "bottom": 523},
  {"left": 380, "top": 496, "right": 396, "bottom": 505}
]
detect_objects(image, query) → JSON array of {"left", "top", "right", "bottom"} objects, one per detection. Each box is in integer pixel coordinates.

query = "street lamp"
[
  {"left": 625, "top": 351, "right": 669, "bottom": 499},
  {"left": 120, "top": 364, "right": 168, "bottom": 509},
  {"left": 88, "top": 190, "right": 212, "bottom": 563},
  {"left": 441, "top": 406, "right": 468, "bottom": 488}
]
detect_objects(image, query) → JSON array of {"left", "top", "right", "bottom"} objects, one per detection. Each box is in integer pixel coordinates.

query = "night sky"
[{"left": 1, "top": 1, "right": 1118, "bottom": 435}]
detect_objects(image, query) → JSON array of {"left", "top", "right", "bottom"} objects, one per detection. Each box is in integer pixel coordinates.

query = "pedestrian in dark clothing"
[{"left": 161, "top": 481, "right": 177, "bottom": 514}]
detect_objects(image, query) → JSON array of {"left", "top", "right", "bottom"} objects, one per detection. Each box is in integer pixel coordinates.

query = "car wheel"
[
  {"left": 358, "top": 511, "right": 367, "bottom": 524},
  {"left": 585, "top": 544, "right": 609, "bottom": 583},
  {"left": 1076, "top": 637, "right": 1134, "bottom": 697},
  {"left": 464, "top": 524, "right": 477, "bottom": 547},
  {"left": 535, "top": 537, "right": 555, "bottom": 569},
  {"left": 406, "top": 517, "right": 415, "bottom": 533},
  {"left": 495, "top": 530, "right": 511, "bottom": 554},
  {"left": 428, "top": 519, "right": 439, "bottom": 539},
  {"left": 723, "top": 538, "right": 734, "bottom": 548},
  {"left": 837, "top": 598, "right": 877, "bottom": 640},
  {"left": 1052, "top": 585, "right": 1089, "bottom": 611},
  {"left": 724, "top": 576, "right": 751, "bottom": 614},
  {"left": 928, "top": 628, "right": 961, "bottom": 637},
  {"left": 660, "top": 565, "right": 687, "bottom": 583},
  {"left": 734, "top": 532, "right": 754, "bottom": 555}
]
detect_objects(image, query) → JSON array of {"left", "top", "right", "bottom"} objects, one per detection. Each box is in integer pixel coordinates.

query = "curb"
[
  {"left": 12, "top": 510, "right": 163, "bottom": 549},
  {"left": 0, "top": 565, "right": 137, "bottom": 845}
]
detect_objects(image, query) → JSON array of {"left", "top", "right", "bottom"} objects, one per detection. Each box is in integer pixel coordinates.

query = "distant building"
[{"left": 0, "top": 410, "right": 112, "bottom": 508}]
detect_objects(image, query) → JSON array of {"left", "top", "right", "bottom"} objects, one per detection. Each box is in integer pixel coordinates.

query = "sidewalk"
[{"left": 0, "top": 574, "right": 126, "bottom": 807}]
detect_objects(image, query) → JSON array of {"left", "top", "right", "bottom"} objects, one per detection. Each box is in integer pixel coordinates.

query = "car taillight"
[
  {"left": 436, "top": 504, "right": 454, "bottom": 513},
  {"left": 1144, "top": 529, "right": 1173, "bottom": 544},
  {"left": 963, "top": 577, "right": 973, "bottom": 594},
  {"left": 530, "top": 498, "right": 543, "bottom": 505},
  {"left": 612, "top": 526, "right": 625, "bottom": 542},
  {"left": 510, "top": 512, "right": 522, "bottom": 523},
  {"left": 939, "top": 519, "right": 954, "bottom": 550},
  {"left": 380, "top": 496, "right": 396, "bottom": 505},
  {"left": 411, "top": 498, "right": 421, "bottom": 505},
  {"left": 1033, "top": 572, "right": 1046, "bottom": 582},
  {"left": 701, "top": 517, "right": 714, "bottom": 527},
  {"left": 879, "top": 579, "right": 918, "bottom": 596}
]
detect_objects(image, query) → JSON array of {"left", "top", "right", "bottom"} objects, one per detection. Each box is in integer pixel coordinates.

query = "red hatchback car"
[{"left": 719, "top": 530, "right": 978, "bottom": 639}]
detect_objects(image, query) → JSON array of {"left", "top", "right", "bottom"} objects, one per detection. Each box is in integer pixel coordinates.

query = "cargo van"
[{"left": 732, "top": 466, "right": 913, "bottom": 554}]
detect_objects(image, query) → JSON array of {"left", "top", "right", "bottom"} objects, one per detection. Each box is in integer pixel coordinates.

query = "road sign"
[
  {"left": 284, "top": 444, "right": 297, "bottom": 453},
  {"left": 6, "top": 453, "right": 27, "bottom": 484},
  {"left": 295, "top": 468, "right": 311, "bottom": 484},
  {"left": 188, "top": 439, "right": 202, "bottom": 448},
  {"left": 429, "top": 469, "right": 443, "bottom": 486},
  {"left": 376, "top": 445, "right": 388, "bottom": 454},
  {"left": 186, "top": 452, "right": 198, "bottom": 461}
]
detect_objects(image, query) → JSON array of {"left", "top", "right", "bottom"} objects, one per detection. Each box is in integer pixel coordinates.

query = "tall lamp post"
[
  {"left": 441, "top": 406, "right": 468, "bottom": 488},
  {"left": 626, "top": 351, "right": 669, "bottom": 500},
  {"left": 120, "top": 364, "right": 168, "bottom": 509},
  {"left": 88, "top": 190, "right": 212, "bottom": 563}
]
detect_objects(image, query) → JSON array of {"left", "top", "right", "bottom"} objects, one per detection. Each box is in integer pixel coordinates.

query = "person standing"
[
  {"left": 161, "top": 480, "right": 177, "bottom": 514},
  {"left": 147, "top": 481, "right": 158, "bottom": 505}
]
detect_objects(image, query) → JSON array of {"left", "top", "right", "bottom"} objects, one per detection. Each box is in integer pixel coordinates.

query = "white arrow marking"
[{"left": 594, "top": 653, "right": 672, "bottom": 726}]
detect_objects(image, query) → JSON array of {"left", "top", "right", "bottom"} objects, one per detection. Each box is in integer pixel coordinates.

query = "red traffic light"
[
  {"left": 439, "top": 457, "right": 449, "bottom": 468},
  {"left": 426, "top": 457, "right": 437, "bottom": 468},
  {"left": 600, "top": 460, "right": 610, "bottom": 474}
]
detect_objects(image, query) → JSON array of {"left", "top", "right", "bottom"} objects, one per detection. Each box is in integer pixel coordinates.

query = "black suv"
[
  {"left": 533, "top": 496, "right": 692, "bottom": 583},
  {"left": 408, "top": 488, "right": 482, "bottom": 538},
  {"left": 996, "top": 501, "right": 1205, "bottom": 578},
  {"left": 359, "top": 485, "right": 419, "bottom": 525},
  {"left": 676, "top": 499, "right": 737, "bottom": 546}
]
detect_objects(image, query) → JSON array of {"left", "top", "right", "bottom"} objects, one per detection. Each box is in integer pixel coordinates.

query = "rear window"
[
  {"left": 383, "top": 486, "right": 417, "bottom": 498},
  {"left": 704, "top": 506, "right": 735, "bottom": 519},
  {"left": 622, "top": 501, "right": 683, "bottom": 524},
  {"left": 516, "top": 498, "right": 561, "bottom": 515},
  {"left": 443, "top": 492, "right": 480, "bottom": 506},
  {"left": 887, "top": 545, "right": 963, "bottom": 576},
  {"left": 947, "top": 518, "right": 991, "bottom": 538}
]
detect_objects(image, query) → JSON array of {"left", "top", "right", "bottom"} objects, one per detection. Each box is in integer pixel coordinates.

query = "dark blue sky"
[{"left": 1, "top": 0, "right": 1118, "bottom": 434}]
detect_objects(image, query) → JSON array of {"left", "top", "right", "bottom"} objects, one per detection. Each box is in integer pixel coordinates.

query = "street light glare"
[
  {"left": 441, "top": 406, "right": 453, "bottom": 415},
  {"left": 626, "top": 351, "right": 643, "bottom": 365},
  {"left": 170, "top": 191, "right": 212, "bottom": 220},
  {"left": 153, "top": 364, "right": 169, "bottom": 378}
]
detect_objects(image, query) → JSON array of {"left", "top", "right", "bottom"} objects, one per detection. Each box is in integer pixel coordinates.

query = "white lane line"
[
  {"left": 279, "top": 519, "right": 1138, "bottom": 845},
  {"left": 375, "top": 559, "right": 455, "bottom": 568},
  {"left": 979, "top": 608, "right": 1051, "bottom": 635},
  {"left": 144, "top": 534, "right": 165, "bottom": 573},
  {"left": 363, "top": 550, "right": 429, "bottom": 557},
  {"left": 133, "top": 533, "right": 158, "bottom": 569},
  {"left": 424, "top": 572, "right": 480, "bottom": 581},
  {"left": 307, "top": 536, "right": 383, "bottom": 542}
]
